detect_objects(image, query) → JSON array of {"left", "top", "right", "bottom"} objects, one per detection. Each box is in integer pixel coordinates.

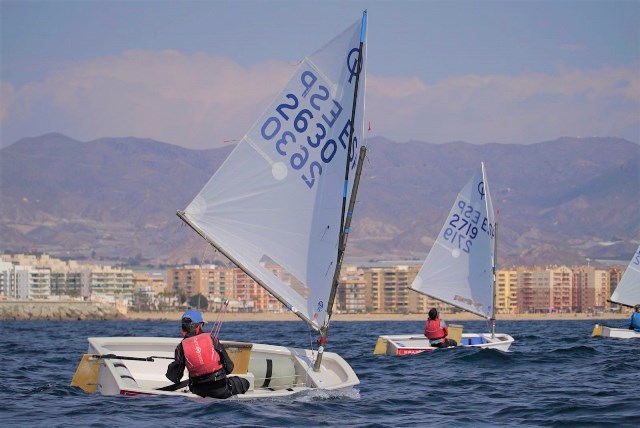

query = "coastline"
[
  {"left": 0, "top": 301, "right": 629, "bottom": 322},
  {"left": 122, "top": 310, "right": 630, "bottom": 322}
]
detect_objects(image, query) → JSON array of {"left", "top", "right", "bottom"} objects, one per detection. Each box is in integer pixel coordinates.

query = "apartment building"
[
  {"left": 337, "top": 265, "right": 367, "bottom": 313},
  {"left": 572, "top": 266, "right": 610, "bottom": 312},
  {"left": 516, "top": 266, "right": 572, "bottom": 313},
  {"left": 0, "top": 254, "right": 134, "bottom": 302},
  {"left": 495, "top": 268, "right": 518, "bottom": 314},
  {"left": 0, "top": 260, "right": 14, "bottom": 298},
  {"left": 167, "top": 265, "right": 215, "bottom": 298},
  {"left": 362, "top": 264, "right": 447, "bottom": 314},
  {"left": 168, "top": 264, "right": 282, "bottom": 312},
  {"left": 14, "top": 265, "right": 51, "bottom": 300}
]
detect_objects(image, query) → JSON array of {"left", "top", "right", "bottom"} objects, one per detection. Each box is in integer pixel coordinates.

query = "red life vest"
[
  {"left": 182, "top": 333, "right": 223, "bottom": 377},
  {"left": 424, "top": 318, "right": 446, "bottom": 342}
]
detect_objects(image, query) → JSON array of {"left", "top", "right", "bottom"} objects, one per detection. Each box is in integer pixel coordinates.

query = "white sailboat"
[
  {"left": 592, "top": 244, "right": 640, "bottom": 339},
  {"left": 374, "top": 163, "right": 514, "bottom": 355},
  {"left": 72, "top": 11, "right": 369, "bottom": 398}
]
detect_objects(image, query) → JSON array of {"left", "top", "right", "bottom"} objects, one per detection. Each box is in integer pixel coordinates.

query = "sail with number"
[
  {"left": 410, "top": 163, "right": 496, "bottom": 319},
  {"left": 610, "top": 244, "right": 640, "bottom": 307},
  {"left": 178, "top": 15, "right": 367, "bottom": 332}
]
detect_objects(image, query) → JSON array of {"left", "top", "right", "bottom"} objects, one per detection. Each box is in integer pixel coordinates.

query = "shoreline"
[
  {"left": 0, "top": 301, "right": 630, "bottom": 321},
  {"left": 123, "top": 310, "right": 630, "bottom": 322}
]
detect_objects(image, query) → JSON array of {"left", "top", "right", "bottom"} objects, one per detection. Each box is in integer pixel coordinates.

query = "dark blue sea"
[{"left": 1, "top": 318, "right": 638, "bottom": 427}]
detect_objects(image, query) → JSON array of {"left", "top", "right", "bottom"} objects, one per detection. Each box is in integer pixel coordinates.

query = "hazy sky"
[{"left": 1, "top": 0, "right": 639, "bottom": 149}]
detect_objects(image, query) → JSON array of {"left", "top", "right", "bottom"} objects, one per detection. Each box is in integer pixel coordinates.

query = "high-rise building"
[{"left": 495, "top": 268, "right": 518, "bottom": 314}]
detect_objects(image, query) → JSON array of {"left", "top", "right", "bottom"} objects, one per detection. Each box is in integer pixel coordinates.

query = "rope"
[
  {"left": 302, "top": 324, "right": 319, "bottom": 383},
  {"left": 210, "top": 299, "right": 229, "bottom": 341}
]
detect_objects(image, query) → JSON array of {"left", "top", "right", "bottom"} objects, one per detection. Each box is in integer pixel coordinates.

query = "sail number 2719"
[{"left": 443, "top": 199, "right": 494, "bottom": 254}]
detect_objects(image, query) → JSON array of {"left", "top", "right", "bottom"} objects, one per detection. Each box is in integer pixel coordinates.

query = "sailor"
[
  {"left": 165, "top": 309, "right": 249, "bottom": 398},
  {"left": 424, "top": 308, "right": 457, "bottom": 348},
  {"left": 628, "top": 304, "right": 640, "bottom": 331}
]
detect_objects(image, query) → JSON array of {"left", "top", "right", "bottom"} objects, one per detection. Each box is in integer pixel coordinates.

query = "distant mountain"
[{"left": 1, "top": 133, "right": 638, "bottom": 267}]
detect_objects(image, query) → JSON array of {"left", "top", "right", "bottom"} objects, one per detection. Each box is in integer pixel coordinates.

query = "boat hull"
[
  {"left": 373, "top": 333, "right": 514, "bottom": 356},
  {"left": 594, "top": 325, "right": 640, "bottom": 339},
  {"left": 72, "top": 337, "right": 359, "bottom": 399}
]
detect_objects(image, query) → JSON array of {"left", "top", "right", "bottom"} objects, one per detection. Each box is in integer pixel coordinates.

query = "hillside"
[{"left": 1, "top": 133, "right": 638, "bottom": 266}]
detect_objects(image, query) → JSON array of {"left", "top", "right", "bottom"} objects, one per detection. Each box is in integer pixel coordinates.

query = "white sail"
[
  {"left": 610, "top": 244, "right": 640, "bottom": 307},
  {"left": 181, "top": 18, "right": 367, "bottom": 331},
  {"left": 411, "top": 163, "right": 496, "bottom": 319}
]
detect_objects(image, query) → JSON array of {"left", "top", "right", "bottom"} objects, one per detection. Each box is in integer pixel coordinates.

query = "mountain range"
[{"left": 1, "top": 133, "right": 638, "bottom": 267}]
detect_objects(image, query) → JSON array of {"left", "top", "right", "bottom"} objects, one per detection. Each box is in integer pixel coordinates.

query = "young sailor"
[
  {"left": 424, "top": 308, "right": 458, "bottom": 348},
  {"left": 165, "top": 309, "right": 249, "bottom": 398},
  {"left": 628, "top": 305, "right": 640, "bottom": 331}
]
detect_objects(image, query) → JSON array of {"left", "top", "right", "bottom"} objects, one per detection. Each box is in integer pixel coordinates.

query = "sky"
[{"left": 1, "top": 0, "right": 639, "bottom": 150}]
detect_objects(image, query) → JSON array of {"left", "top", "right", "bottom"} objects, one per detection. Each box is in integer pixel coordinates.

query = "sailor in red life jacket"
[
  {"left": 424, "top": 308, "right": 458, "bottom": 348},
  {"left": 165, "top": 309, "right": 249, "bottom": 398}
]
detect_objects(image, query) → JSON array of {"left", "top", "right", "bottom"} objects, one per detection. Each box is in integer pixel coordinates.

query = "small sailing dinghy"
[
  {"left": 72, "top": 11, "right": 369, "bottom": 398},
  {"left": 374, "top": 163, "right": 514, "bottom": 355},
  {"left": 592, "top": 244, "right": 640, "bottom": 339}
]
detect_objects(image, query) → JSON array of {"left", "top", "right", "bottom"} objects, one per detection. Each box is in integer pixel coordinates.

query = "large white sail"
[
  {"left": 610, "top": 244, "right": 640, "bottom": 307},
  {"left": 180, "top": 17, "right": 367, "bottom": 331},
  {"left": 411, "top": 163, "right": 496, "bottom": 319}
]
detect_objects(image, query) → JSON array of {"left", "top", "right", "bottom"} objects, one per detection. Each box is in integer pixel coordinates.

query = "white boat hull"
[
  {"left": 373, "top": 333, "right": 514, "bottom": 356},
  {"left": 595, "top": 325, "right": 640, "bottom": 339},
  {"left": 73, "top": 337, "right": 359, "bottom": 399}
]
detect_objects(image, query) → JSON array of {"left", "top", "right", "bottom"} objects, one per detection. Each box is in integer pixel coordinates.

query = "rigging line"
[
  {"left": 213, "top": 300, "right": 228, "bottom": 340},
  {"left": 210, "top": 299, "right": 229, "bottom": 341}
]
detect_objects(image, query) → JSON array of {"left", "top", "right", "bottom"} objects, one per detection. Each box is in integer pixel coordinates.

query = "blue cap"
[{"left": 181, "top": 309, "right": 203, "bottom": 323}]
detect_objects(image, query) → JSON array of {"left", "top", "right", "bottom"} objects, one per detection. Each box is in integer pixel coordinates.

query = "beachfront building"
[
  {"left": 167, "top": 265, "right": 214, "bottom": 298},
  {"left": 131, "top": 273, "right": 166, "bottom": 310},
  {"left": 337, "top": 265, "right": 367, "bottom": 313},
  {"left": 168, "top": 264, "right": 283, "bottom": 312},
  {"left": 495, "top": 268, "right": 518, "bottom": 314},
  {"left": 0, "top": 253, "right": 134, "bottom": 303},
  {"left": 517, "top": 266, "right": 573, "bottom": 313},
  {"left": 14, "top": 265, "right": 51, "bottom": 300},
  {"left": 133, "top": 273, "right": 165, "bottom": 295},
  {"left": 235, "top": 265, "right": 282, "bottom": 312},
  {"left": 50, "top": 271, "right": 84, "bottom": 297},
  {"left": 572, "top": 266, "right": 609, "bottom": 313},
  {"left": 607, "top": 267, "right": 624, "bottom": 311},
  {"left": 364, "top": 264, "right": 446, "bottom": 314},
  {"left": 0, "top": 260, "right": 15, "bottom": 299},
  {"left": 84, "top": 265, "right": 134, "bottom": 303}
]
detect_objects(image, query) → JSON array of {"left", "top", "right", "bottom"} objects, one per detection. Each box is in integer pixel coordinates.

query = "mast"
[
  {"left": 491, "top": 222, "right": 498, "bottom": 338},
  {"left": 481, "top": 162, "right": 497, "bottom": 338},
  {"left": 314, "top": 10, "right": 367, "bottom": 372}
]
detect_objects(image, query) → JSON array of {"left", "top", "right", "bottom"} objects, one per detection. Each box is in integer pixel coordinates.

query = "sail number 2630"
[{"left": 259, "top": 68, "right": 354, "bottom": 189}]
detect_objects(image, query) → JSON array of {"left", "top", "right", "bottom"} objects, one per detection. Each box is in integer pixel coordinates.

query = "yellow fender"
[{"left": 70, "top": 354, "right": 102, "bottom": 393}]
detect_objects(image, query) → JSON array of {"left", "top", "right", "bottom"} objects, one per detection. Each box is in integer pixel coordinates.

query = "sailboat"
[
  {"left": 592, "top": 244, "right": 640, "bottom": 339},
  {"left": 373, "top": 163, "right": 514, "bottom": 355},
  {"left": 72, "top": 11, "right": 368, "bottom": 398}
]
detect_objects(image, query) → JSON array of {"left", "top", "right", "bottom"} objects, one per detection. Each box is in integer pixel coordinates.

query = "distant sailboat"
[
  {"left": 72, "top": 11, "right": 369, "bottom": 397},
  {"left": 374, "top": 163, "right": 514, "bottom": 355},
  {"left": 592, "top": 244, "right": 640, "bottom": 339}
]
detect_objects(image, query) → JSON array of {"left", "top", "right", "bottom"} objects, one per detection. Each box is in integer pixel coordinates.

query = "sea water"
[{"left": 1, "top": 318, "right": 638, "bottom": 427}]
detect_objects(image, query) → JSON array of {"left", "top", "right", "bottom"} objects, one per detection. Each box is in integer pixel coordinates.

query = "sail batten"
[
  {"left": 410, "top": 163, "right": 496, "bottom": 319},
  {"left": 180, "top": 17, "right": 367, "bottom": 332}
]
